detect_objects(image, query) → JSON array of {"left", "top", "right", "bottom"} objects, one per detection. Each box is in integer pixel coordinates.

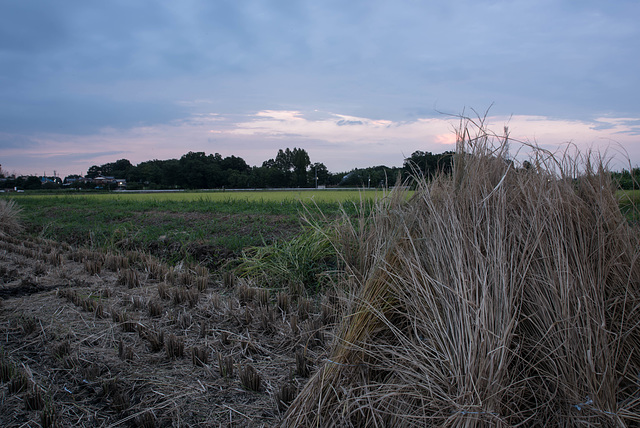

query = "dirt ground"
[{"left": 0, "top": 231, "right": 333, "bottom": 427}]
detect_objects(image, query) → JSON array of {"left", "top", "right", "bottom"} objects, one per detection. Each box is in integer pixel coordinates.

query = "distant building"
[
  {"left": 93, "top": 176, "right": 126, "bottom": 189},
  {"left": 40, "top": 176, "right": 62, "bottom": 186}
]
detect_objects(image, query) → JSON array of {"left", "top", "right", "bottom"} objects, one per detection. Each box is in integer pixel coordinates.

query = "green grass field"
[
  {"left": 5, "top": 187, "right": 636, "bottom": 269},
  {"left": 16, "top": 188, "right": 386, "bottom": 203},
  {"left": 2, "top": 189, "right": 389, "bottom": 267},
  {"left": 617, "top": 189, "right": 640, "bottom": 222}
]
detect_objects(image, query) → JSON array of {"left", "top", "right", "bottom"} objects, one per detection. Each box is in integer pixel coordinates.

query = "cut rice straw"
[{"left": 283, "top": 115, "right": 640, "bottom": 427}]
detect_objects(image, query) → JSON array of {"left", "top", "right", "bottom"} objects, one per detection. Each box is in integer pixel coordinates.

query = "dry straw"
[
  {"left": 283, "top": 117, "right": 640, "bottom": 427},
  {"left": 0, "top": 199, "right": 23, "bottom": 235}
]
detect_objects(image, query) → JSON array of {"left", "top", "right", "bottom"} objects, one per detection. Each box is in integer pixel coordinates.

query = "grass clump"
[
  {"left": 239, "top": 364, "right": 261, "bottom": 392},
  {"left": 236, "top": 227, "right": 336, "bottom": 295},
  {"left": 283, "top": 118, "right": 640, "bottom": 427},
  {"left": 0, "top": 199, "right": 22, "bottom": 235}
]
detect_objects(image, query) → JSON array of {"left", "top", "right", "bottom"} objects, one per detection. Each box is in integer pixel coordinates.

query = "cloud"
[
  {"left": 2, "top": 109, "right": 640, "bottom": 178},
  {"left": 337, "top": 120, "right": 364, "bottom": 126},
  {"left": 2, "top": 1, "right": 640, "bottom": 176},
  {"left": 590, "top": 117, "right": 640, "bottom": 136},
  {"left": 0, "top": 94, "right": 188, "bottom": 135},
  {"left": 2, "top": 0, "right": 639, "bottom": 138}
]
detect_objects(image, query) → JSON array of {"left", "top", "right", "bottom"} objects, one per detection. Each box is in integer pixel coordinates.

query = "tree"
[
  {"left": 309, "top": 162, "right": 329, "bottom": 187},
  {"left": 23, "top": 176, "right": 42, "bottom": 190},
  {"left": 179, "top": 152, "right": 213, "bottom": 189},
  {"left": 262, "top": 151, "right": 292, "bottom": 187},
  {"left": 403, "top": 151, "right": 454, "bottom": 179},
  {"left": 274, "top": 149, "right": 293, "bottom": 171},
  {"left": 221, "top": 155, "right": 250, "bottom": 173},
  {"left": 263, "top": 147, "right": 311, "bottom": 187},
  {"left": 291, "top": 148, "right": 311, "bottom": 187},
  {"left": 86, "top": 165, "right": 102, "bottom": 178},
  {"left": 338, "top": 166, "right": 402, "bottom": 188},
  {"left": 110, "top": 159, "right": 133, "bottom": 178}
]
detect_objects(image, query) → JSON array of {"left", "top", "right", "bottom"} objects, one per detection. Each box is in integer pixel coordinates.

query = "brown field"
[{"left": 0, "top": 232, "right": 332, "bottom": 427}]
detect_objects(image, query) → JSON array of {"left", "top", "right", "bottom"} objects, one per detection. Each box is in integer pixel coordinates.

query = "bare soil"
[{"left": 0, "top": 232, "right": 333, "bottom": 427}]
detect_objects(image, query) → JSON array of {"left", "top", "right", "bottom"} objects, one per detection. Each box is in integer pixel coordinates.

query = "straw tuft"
[{"left": 283, "top": 117, "right": 640, "bottom": 427}]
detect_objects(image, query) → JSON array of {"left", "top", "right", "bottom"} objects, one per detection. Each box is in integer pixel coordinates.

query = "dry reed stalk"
[
  {"left": 180, "top": 271, "right": 194, "bottom": 286},
  {"left": 295, "top": 349, "right": 309, "bottom": 378},
  {"left": 195, "top": 265, "right": 209, "bottom": 277},
  {"left": 172, "top": 287, "right": 188, "bottom": 305},
  {"left": 148, "top": 300, "right": 163, "bottom": 318},
  {"left": 0, "top": 353, "right": 13, "bottom": 382},
  {"left": 277, "top": 291, "right": 290, "bottom": 314},
  {"left": 223, "top": 271, "right": 236, "bottom": 288},
  {"left": 135, "top": 411, "right": 157, "bottom": 428},
  {"left": 40, "top": 403, "right": 57, "bottom": 428},
  {"left": 191, "top": 346, "right": 209, "bottom": 366},
  {"left": 46, "top": 250, "right": 63, "bottom": 267},
  {"left": 144, "top": 256, "right": 166, "bottom": 279},
  {"left": 118, "top": 340, "right": 134, "bottom": 361},
  {"left": 217, "top": 352, "right": 234, "bottom": 378},
  {"left": 195, "top": 275, "right": 208, "bottom": 292},
  {"left": 113, "top": 310, "right": 136, "bottom": 333},
  {"left": 105, "top": 252, "right": 130, "bottom": 271},
  {"left": 237, "top": 280, "right": 256, "bottom": 304},
  {"left": 239, "top": 364, "right": 261, "bottom": 391},
  {"left": 131, "top": 296, "right": 145, "bottom": 310},
  {"left": 258, "top": 306, "right": 276, "bottom": 334},
  {"left": 34, "top": 261, "right": 47, "bottom": 275},
  {"left": 177, "top": 310, "right": 193, "bottom": 330},
  {"left": 157, "top": 282, "right": 170, "bottom": 300},
  {"left": 186, "top": 288, "right": 200, "bottom": 308},
  {"left": 0, "top": 199, "right": 23, "bottom": 235},
  {"left": 199, "top": 320, "right": 208, "bottom": 337},
  {"left": 289, "top": 314, "right": 299, "bottom": 336},
  {"left": 210, "top": 293, "right": 222, "bottom": 310},
  {"left": 276, "top": 382, "right": 298, "bottom": 413},
  {"left": 165, "top": 334, "right": 184, "bottom": 359},
  {"left": 8, "top": 369, "right": 30, "bottom": 394},
  {"left": 297, "top": 298, "right": 313, "bottom": 321},
  {"left": 24, "top": 386, "right": 44, "bottom": 411},
  {"left": 84, "top": 259, "right": 102, "bottom": 275},
  {"left": 283, "top": 118, "right": 640, "bottom": 427},
  {"left": 119, "top": 268, "right": 141, "bottom": 288},
  {"left": 165, "top": 267, "right": 178, "bottom": 285},
  {"left": 145, "top": 329, "right": 164, "bottom": 353}
]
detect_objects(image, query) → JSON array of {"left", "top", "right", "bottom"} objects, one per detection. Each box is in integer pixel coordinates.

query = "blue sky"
[{"left": 1, "top": 0, "right": 639, "bottom": 177}]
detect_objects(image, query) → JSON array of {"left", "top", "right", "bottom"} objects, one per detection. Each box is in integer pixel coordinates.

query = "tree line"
[
  {"left": 0, "top": 149, "right": 456, "bottom": 190},
  {"left": 4, "top": 150, "right": 638, "bottom": 191}
]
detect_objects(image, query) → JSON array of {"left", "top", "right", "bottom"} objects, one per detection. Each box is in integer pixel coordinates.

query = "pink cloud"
[{"left": 2, "top": 110, "right": 639, "bottom": 178}]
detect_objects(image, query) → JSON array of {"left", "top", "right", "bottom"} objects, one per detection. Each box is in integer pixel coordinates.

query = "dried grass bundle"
[
  {"left": 239, "top": 363, "right": 261, "bottom": 391},
  {"left": 283, "top": 118, "right": 640, "bottom": 427},
  {"left": 0, "top": 199, "right": 23, "bottom": 235}
]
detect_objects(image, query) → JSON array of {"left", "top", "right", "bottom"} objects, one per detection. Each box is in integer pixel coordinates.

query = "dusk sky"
[{"left": 1, "top": 0, "right": 639, "bottom": 178}]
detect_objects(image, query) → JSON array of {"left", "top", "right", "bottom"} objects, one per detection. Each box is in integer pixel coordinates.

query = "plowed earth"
[{"left": 0, "top": 232, "right": 334, "bottom": 427}]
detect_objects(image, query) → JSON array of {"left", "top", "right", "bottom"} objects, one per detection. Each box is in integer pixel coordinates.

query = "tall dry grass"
[
  {"left": 282, "top": 119, "right": 640, "bottom": 427},
  {"left": 0, "top": 199, "right": 22, "bottom": 235}
]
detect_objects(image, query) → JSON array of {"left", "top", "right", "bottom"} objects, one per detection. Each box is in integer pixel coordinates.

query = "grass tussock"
[
  {"left": 0, "top": 199, "right": 22, "bottom": 235},
  {"left": 283, "top": 118, "right": 640, "bottom": 427},
  {"left": 236, "top": 227, "right": 336, "bottom": 295}
]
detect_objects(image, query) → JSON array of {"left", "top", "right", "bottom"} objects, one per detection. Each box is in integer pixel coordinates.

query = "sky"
[{"left": 1, "top": 0, "right": 639, "bottom": 178}]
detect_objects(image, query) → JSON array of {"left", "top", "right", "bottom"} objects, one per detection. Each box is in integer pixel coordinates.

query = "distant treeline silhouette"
[{"left": 0, "top": 149, "right": 456, "bottom": 190}]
